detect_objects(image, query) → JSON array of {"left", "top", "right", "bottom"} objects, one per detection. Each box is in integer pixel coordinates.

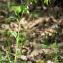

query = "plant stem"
[{"left": 14, "top": 19, "right": 20, "bottom": 63}]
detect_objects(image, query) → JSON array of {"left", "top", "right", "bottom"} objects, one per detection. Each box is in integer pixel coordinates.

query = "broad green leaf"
[
  {"left": 10, "top": 6, "right": 21, "bottom": 16},
  {"left": 44, "top": 0, "right": 49, "bottom": 5},
  {"left": 10, "top": 5, "right": 29, "bottom": 16},
  {"left": 20, "top": 5, "right": 29, "bottom": 14}
]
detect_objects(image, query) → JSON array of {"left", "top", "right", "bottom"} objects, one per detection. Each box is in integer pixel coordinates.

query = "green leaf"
[
  {"left": 41, "top": 44, "right": 49, "bottom": 48},
  {"left": 10, "top": 5, "right": 29, "bottom": 16},
  {"left": 50, "top": 42, "right": 58, "bottom": 48},
  {"left": 10, "top": 31, "right": 17, "bottom": 38},
  {"left": 20, "top": 5, "right": 29, "bottom": 14},
  {"left": 44, "top": 0, "right": 49, "bottom": 5},
  {"left": 10, "top": 6, "right": 21, "bottom": 16},
  {"left": 36, "top": 60, "right": 46, "bottom": 63}
]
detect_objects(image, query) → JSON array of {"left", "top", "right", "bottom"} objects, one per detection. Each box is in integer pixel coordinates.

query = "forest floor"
[{"left": 0, "top": 2, "right": 63, "bottom": 63}]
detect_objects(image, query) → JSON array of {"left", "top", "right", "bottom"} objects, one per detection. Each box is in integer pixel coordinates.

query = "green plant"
[
  {"left": 10, "top": 30, "right": 26, "bottom": 63},
  {"left": 52, "top": 53, "right": 61, "bottom": 63},
  {"left": 44, "top": 0, "right": 49, "bottom": 5},
  {"left": 0, "top": 51, "right": 3, "bottom": 63},
  {"left": 36, "top": 59, "right": 46, "bottom": 63},
  {"left": 10, "top": 5, "right": 29, "bottom": 17}
]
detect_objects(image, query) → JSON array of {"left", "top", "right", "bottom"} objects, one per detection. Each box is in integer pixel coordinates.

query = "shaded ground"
[{"left": 0, "top": 2, "right": 63, "bottom": 63}]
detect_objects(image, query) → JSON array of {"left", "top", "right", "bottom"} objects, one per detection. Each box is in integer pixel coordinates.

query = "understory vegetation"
[{"left": 0, "top": 0, "right": 63, "bottom": 63}]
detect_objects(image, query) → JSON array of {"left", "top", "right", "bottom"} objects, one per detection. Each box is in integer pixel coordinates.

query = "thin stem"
[{"left": 14, "top": 18, "right": 20, "bottom": 63}]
